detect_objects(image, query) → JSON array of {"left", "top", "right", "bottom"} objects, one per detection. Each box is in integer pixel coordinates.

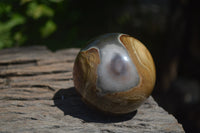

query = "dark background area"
[{"left": 0, "top": 0, "right": 199, "bottom": 132}]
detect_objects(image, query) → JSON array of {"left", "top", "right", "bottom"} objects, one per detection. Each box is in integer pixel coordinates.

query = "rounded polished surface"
[{"left": 73, "top": 33, "right": 156, "bottom": 114}]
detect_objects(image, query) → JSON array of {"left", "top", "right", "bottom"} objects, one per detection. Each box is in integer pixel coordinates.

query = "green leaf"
[
  {"left": 0, "top": 13, "right": 25, "bottom": 33},
  {"left": 14, "top": 31, "right": 27, "bottom": 46},
  {"left": 40, "top": 20, "right": 57, "bottom": 38},
  {"left": 0, "top": 32, "right": 13, "bottom": 49},
  {"left": 0, "top": 13, "right": 25, "bottom": 49},
  {"left": 26, "top": 2, "right": 54, "bottom": 19},
  {"left": 0, "top": 3, "right": 11, "bottom": 14}
]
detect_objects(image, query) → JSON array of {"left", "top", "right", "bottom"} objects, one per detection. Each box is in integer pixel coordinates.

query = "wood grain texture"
[{"left": 0, "top": 46, "right": 184, "bottom": 133}]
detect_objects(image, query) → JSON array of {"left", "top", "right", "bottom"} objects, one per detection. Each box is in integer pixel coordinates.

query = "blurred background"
[{"left": 0, "top": 0, "right": 199, "bottom": 132}]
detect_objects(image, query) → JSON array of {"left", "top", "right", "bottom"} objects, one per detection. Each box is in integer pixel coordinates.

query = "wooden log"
[{"left": 0, "top": 46, "right": 185, "bottom": 133}]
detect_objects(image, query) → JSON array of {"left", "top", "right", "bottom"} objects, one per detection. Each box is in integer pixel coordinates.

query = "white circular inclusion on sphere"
[{"left": 83, "top": 33, "right": 140, "bottom": 94}]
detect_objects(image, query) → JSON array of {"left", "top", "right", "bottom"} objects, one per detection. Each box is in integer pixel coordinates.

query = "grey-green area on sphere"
[{"left": 81, "top": 33, "right": 140, "bottom": 95}]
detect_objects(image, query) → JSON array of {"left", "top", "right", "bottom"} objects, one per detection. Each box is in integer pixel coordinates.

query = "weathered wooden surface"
[{"left": 0, "top": 46, "right": 184, "bottom": 133}]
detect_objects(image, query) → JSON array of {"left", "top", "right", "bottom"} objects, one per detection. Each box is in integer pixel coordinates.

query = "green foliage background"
[
  {"left": 0, "top": 0, "right": 167, "bottom": 51},
  {"left": 0, "top": 0, "right": 62, "bottom": 49}
]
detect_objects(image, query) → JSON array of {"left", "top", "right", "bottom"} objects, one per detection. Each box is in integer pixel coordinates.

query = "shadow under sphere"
[{"left": 53, "top": 87, "right": 137, "bottom": 123}]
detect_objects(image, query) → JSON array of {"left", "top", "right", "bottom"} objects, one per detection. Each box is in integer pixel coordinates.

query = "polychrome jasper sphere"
[{"left": 73, "top": 33, "right": 156, "bottom": 114}]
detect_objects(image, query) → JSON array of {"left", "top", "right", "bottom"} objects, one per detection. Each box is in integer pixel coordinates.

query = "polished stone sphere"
[{"left": 73, "top": 33, "right": 156, "bottom": 114}]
